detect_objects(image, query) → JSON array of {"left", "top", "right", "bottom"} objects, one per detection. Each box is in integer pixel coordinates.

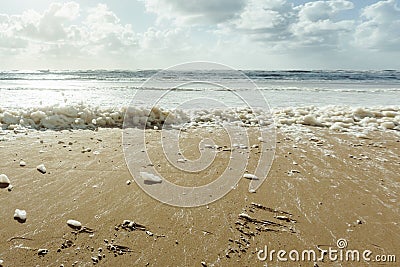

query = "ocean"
[
  {"left": 1, "top": 69, "right": 399, "bottom": 108},
  {"left": 0, "top": 69, "right": 399, "bottom": 131}
]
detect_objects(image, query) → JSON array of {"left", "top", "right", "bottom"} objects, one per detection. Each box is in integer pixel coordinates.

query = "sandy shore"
[{"left": 0, "top": 126, "right": 399, "bottom": 266}]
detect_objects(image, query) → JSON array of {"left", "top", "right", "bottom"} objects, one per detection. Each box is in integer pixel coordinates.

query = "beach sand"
[{"left": 0, "top": 127, "right": 399, "bottom": 266}]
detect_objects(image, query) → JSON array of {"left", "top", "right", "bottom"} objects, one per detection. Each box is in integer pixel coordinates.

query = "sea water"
[{"left": 0, "top": 69, "right": 399, "bottom": 131}]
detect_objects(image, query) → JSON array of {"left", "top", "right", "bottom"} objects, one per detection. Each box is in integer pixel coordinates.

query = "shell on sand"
[
  {"left": 14, "top": 209, "right": 27, "bottom": 223},
  {"left": 140, "top": 172, "right": 162, "bottom": 184},
  {"left": 0, "top": 174, "right": 10, "bottom": 189},
  {"left": 36, "top": 164, "right": 47, "bottom": 174},
  {"left": 19, "top": 161, "right": 26, "bottom": 167},
  {"left": 67, "top": 219, "right": 82, "bottom": 229},
  {"left": 243, "top": 173, "right": 259, "bottom": 180}
]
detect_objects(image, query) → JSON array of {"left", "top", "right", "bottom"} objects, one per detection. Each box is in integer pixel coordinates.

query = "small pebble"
[
  {"left": 14, "top": 209, "right": 27, "bottom": 223},
  {"left": 243, "top": 173, "right": 258, "bottom": 180},
  {"left": 0, "top": 174, "right": 10, "bottom": 188},
  {"left": 36, "top": 164, "right": 47, "bottom": 174},
  {"left": 67, "top": 219, "right": 82, "bottom": 229},
  {"left": 19, "top": 160, "right": 26, "bottom": 167},
  {"left": 140, "top": 172, "right": 162, "bottom": 184}
]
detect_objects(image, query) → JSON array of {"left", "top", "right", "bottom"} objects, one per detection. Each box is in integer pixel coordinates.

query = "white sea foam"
[
  {"left": 0, "top": 104, "right": 399, "bottom": 133},
  {"left": 273, "top": 106, "right": 400, "bottom": 133}
]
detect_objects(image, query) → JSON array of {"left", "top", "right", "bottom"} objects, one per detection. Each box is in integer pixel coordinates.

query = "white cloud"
[
  {"left": 84, "top": 4, "right": 137, "bottom": 54},
  {"left": 355, "top": 0, "right": 400, "bottom": 50},
  {"left": 144, "top": 0, "right": 246, "bottom": 25},
  {"left": 291, "top": 0, "right": 354, "bottom": 48},
  {"left": 231, "top": 0, "right": 296, "bottom": 45},
  {"left": 235, "top": 0, "right": 294, "bottom": 31},
  {"left": 297, "top": 0, "right": 353, "bottom": 22},
  {"left": 0, "top": 2, "right": 138, "bottom": 63},
  {"left": 0, "top": 0, "right": 399, "bottom": 69},
  {"left": 19, "top": 2, "right": 79, "bottom": 41},
  {"left": 225, "top": 0, "right": 356, "bottom": 50}
]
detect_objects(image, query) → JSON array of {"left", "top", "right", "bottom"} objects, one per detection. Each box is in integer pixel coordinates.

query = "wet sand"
[{"left": 0, "top": 127, "right": 399, "bottom": 266}]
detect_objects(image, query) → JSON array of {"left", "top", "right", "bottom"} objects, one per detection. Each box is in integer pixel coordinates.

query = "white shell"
[
  {"left": 243, "top": 173, "right": 258, "bottom": 180},
  {"left": 67, "top": 219, "right": 82, "bottom": 229},
  {"left": 140, "top": 172, "right": 162, "bottom": 184},
  {"left": 37, "top": 164, "right": 47, "bottom": 174},
  {"left": 14, "top": 209, "right": 27, "bottom": 222},
  {"left": 20, "top": 161, "right": 26, "bottom": 167},
  {"left": 0, "top": 174, "right": 10, "bottom": 188}
]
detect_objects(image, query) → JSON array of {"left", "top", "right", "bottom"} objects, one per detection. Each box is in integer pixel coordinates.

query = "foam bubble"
[{"left": 0, "top": 104, "right": 399, "bottom": 135}]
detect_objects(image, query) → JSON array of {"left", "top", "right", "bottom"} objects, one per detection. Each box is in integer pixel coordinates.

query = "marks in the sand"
[
  {"left": 50, "top": 219, "right": 140, "bottom": 265},
  {"left": 224, "top": 202, "right": 296, "bottom": 259},
  {"left": 115, "top": 219, "right": 165, "bottom": 238},
  {"left": 57, "top": 239, "right": 74, "bottom": 252},
  {"left": 50, "top": 219, "right": 164, "bottom": 265}
]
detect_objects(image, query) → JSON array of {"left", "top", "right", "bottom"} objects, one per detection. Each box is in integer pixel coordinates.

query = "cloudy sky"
[{"left": 0, "top": 0, "right": 399, "bottom": 70}]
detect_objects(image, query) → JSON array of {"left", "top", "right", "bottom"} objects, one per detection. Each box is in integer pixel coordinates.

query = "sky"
[{"left": 0, "top": 0, "right": 399, "bottom": 70}]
